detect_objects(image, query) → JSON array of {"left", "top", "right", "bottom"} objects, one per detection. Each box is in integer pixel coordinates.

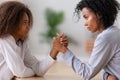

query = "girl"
[{"left": 0, "top": 1, "right": 67, "bottom": 80}]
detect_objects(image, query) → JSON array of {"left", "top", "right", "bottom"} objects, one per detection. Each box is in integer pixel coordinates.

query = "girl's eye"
[
  {"left": 24, "top": 22, "right": 27, "bottom": 24},
  {"left": 23, "top": 22, "right": 30, "bottom": 26}
]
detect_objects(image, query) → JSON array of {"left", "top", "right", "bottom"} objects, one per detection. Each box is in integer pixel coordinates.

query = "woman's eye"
[{"left": 84, "top": 16, "right": 88, "bottom": 19}]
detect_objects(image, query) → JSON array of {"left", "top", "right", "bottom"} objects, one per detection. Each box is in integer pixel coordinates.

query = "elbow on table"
[{"left": 35, "top": 71, "right": 46, "bottom": 77}]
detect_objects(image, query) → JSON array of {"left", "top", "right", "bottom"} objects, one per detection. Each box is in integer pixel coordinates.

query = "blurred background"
[{"left": 0, "top": 0, "right": 120, "bottom": 62}]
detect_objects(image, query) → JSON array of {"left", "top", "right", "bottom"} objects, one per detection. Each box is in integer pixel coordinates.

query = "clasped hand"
[{"left": 53, "top": 33, "right": 68, "bottom": 53}]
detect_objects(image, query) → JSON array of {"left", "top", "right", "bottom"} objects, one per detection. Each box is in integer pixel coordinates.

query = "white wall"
[
  {"left": 21, "top": 0, "right": 90, "bottom": 61},
  {"left": 0, "top": 0, "right": 19, "bottom": 2}
]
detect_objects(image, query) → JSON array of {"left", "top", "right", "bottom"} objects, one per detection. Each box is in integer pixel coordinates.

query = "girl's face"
[
  {"left": 81, "top": 7, "right": 103, "bottom": 32},
  {"left": 16, "top": 13, "right": 31, "bottom": 40}
]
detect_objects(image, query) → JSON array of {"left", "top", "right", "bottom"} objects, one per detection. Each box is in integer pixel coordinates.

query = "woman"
[
  {"left": 53, "top": 0, "right": 120, "bottom": 80},
  {"left": 0, "top": 1, "right": 67, "bottom": 80}
]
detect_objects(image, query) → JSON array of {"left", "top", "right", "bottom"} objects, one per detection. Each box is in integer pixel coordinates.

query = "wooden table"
[{"left": 15, "top": 62, "right": 102, "bottom": 80}]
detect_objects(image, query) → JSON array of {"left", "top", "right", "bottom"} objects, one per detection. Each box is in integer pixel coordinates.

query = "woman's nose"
[{"left": 26, "top": 24, "right": 31, "bottom": 30}]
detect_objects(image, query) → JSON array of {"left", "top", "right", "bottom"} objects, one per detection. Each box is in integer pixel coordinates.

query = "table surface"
[{"left": 15, "top": 62, "right": 102, "bottom": 80}]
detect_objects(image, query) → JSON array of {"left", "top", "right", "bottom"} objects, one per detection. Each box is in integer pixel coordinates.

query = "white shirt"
[
  {"left": 63, "top": 26, "right": 120, "bottom": 80},
  {"left": 0, "top": 35, "right": 55, "bottom": 80}
]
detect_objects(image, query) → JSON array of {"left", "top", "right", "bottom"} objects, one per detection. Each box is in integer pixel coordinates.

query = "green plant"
[
  {"left": 41, "top": 8, "right": 78, "bottom": 45},
  {"left": 41, "top": 8, "right": 64, "bottom": 43}
]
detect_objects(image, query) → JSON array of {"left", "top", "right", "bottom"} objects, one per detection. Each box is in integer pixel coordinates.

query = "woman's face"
[
  {"left": 16, "top": 13, "right": 31, "bottom": 40},
  {"left": 81, "top": 7, "right": 103, "bottom": 32}
]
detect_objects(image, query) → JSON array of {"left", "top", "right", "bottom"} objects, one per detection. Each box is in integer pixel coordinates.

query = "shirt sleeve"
[
  {"left": 101, "top": 69, "right": 109, "bottom": 80},
  {"left": 24, "top": 44, "right": 55, "bottom": 76},
  {"left": 63, "top": 36, "right": 114, "bottom": 80},
  {"left": 1, "top": 42, "right": 35, "bottom": 78}
]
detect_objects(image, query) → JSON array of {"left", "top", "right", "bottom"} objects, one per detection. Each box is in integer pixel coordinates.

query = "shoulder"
[
  {"left": 0, "top": 37, "right": 8, "bottom": 55},
  {"left": 96, "top": 26, "right": 120, "bottom": 43},
  {"left": 0, "top": 35, "right": 17, "bottom": 49},
  {"left": 0, "top": 37, "right": 6, "bottom": 46}
]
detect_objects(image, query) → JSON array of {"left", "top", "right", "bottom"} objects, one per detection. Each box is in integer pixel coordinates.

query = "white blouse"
[{"left": 0, "top": 35, "right": 55, "bottom": 80}]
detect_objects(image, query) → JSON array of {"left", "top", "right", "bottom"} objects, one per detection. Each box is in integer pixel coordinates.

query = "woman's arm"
[{"left": 53, "top": 34, "right": 114, "bottom": 80}]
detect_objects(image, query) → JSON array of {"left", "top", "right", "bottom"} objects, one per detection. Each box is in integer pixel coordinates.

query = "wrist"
[
  {"left": 62, "top": 47, "right": 68, "bottom": 53},
  {"left": 50, "top": 48, "right": 58, "bottom": 60}
]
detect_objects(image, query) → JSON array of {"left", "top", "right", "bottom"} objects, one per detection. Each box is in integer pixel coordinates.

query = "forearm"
[
  {"left": 24, "top": 47, "right": 56, "bottom": 77},
  {"left": 63, "top": 50, "right": 92, "bottom": 80},
  {"left": 32, "top": 55, "right": 55, "bottom": 76}
]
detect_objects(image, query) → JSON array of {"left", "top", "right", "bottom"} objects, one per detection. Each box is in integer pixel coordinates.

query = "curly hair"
[
  {"left": 75, "top": 0, "right": 120, "bottom": 29},
  {"left": 0, "top": 1, "right": 33, "bottom": 37}
]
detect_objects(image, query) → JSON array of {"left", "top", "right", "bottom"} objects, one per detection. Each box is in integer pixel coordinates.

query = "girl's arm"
[
  {"left": 24, "top": 42, "right": 56, "bottom": 76},
  {"left": 1, "top": 42, "right": 35, "bottom": 78}
]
